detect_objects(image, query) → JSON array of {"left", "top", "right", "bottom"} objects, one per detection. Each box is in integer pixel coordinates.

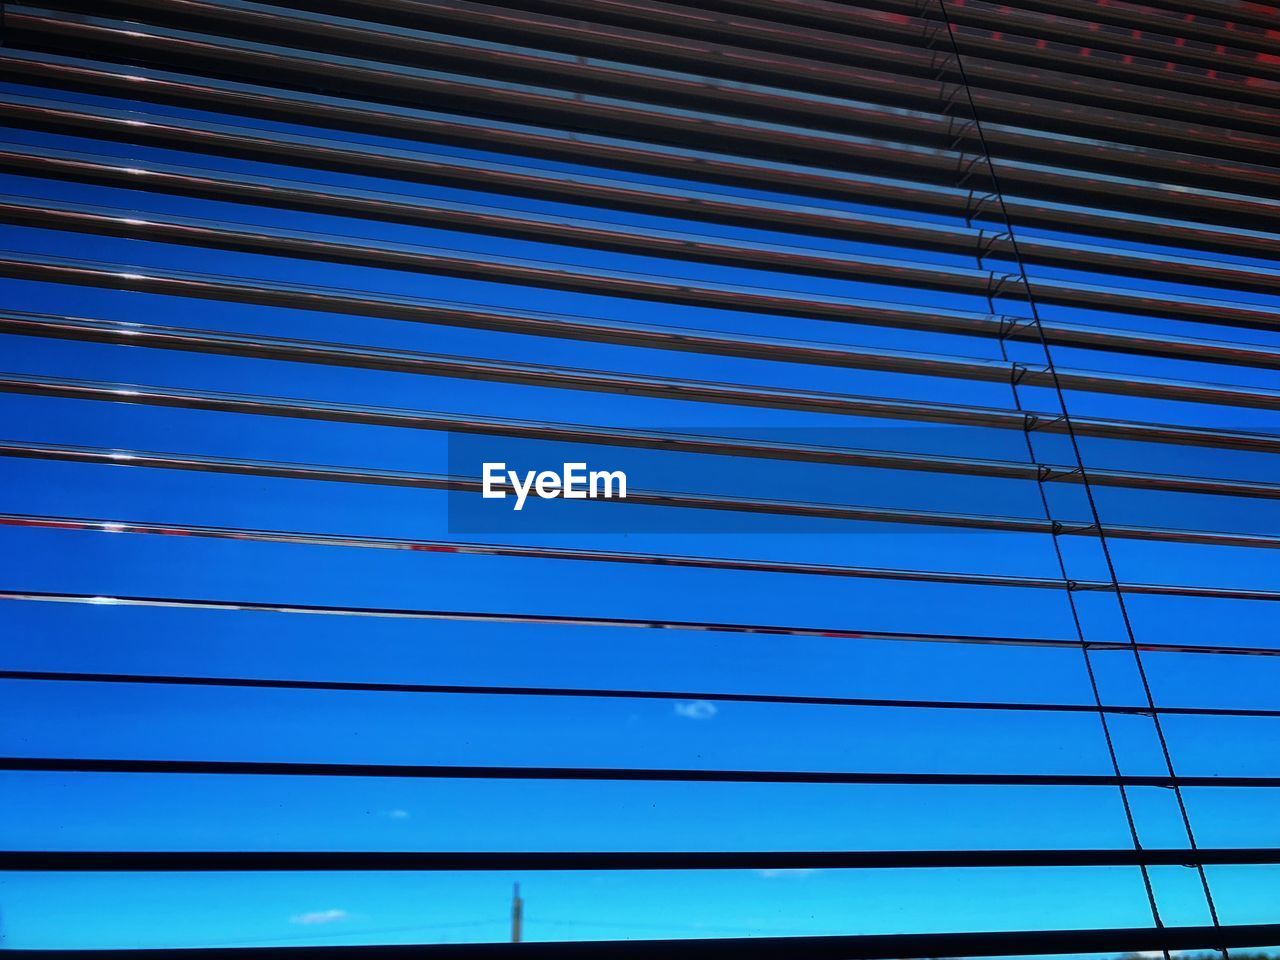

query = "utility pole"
[{"left": 510, "top": 883, "right": 523, "bottom": 943}]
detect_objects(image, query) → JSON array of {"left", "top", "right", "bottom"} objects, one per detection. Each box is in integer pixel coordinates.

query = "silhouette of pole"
[{"left": 511, "top": 883, "right": 523, "bottom": 943}]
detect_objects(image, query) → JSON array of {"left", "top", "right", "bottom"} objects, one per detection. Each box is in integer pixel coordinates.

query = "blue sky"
[{"left": 1, "top": 66, "right": 1279, "bottom": 950}]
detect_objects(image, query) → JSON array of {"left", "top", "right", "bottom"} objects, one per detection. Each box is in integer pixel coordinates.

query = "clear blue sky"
[{"left": 1, "top": 72, "right": 1280, "bottom": 950}]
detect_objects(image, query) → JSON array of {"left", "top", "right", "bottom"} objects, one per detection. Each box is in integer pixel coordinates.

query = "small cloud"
[
  {"left": 384, "top": 808, "right": 411, "bottom": 820},
  {"left": 756, "top": 868, "right": 817, "bottom": 879},
  {"left": 674, "top": 700, "right": 718, "bottom": 720},
  {"left": 290, "top": 909, "right": 349, "bottom": 926}
]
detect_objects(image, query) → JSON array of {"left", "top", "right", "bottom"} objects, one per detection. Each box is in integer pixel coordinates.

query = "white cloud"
[
  {"left": 384, "top": 808, "right": 411, "bottom": 820},
  {"left": 756, "top": 868, "right": 817, "bottom": 879},
  {"left": 290, "top": 909, "right": 349, "bottom": 925},
  {"left": 674, "top": 700, "right": 718, "bottom": 720}
]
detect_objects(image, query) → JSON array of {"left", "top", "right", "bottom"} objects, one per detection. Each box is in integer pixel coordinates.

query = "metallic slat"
[
  {"left": 1012, "top": 0, "right": 1280, "bottom": 52},
  {"left": 12, "top": 145, "right": 1280, "bottom": 296},
  {"left": 0, "top": 666, "right": 1153, "bottom": 715},
  {"left": 6, "top": 925, "right": 1280, "bottom": 960},
  {"left": 0, "top": 589, "right": 1108, "bottom": 653},
  {"left": 8, "top": 848, "right": 1280, "bottom": 870},
  {"left": 8, "top": 51, "right": 1279, "bottom": 232},
  {"left": 0, "top": 144, "right": 1008, "bottom": 260},
  {"left": 58, "top": 0, "right": 1280, "bottom": 174},
  {"left": 11, "top": 346, "right": 1280, "bottom": 498},
  {"left": 0, "top": 194, "right": 1022, "bottom": 300},
  {"left": 7, "top": 512, "right": 1276, "bottom": 606},
  {"left": 9, "top": 99, "right": 1280, "bottom": 263},
  {"left": 3, "top": 755, "right": 1278, "bottom": 786},
  {"left": 938, "top": 0, "right": 1280, "bottom": 79},
  {"left": 384, "top": 0, "right": 1280, "bottom": 112},
  {"left": 903, "top": 0, "right": 1280, "bottom": 48},
  {"left": 13, "top": 657, "right": 1278, "bottom": 716},
  {"left": 7, "top": 309, "right": 1042, "bottom": 391},
  {"left": 9, "top": 196, "right": 1280, "bottom": 337},
  {"left": 2, "top": 923, "right": 1277, "bottom": 960},
  {"left": 549, "top": 0, "right": 1280, "bottom": 86},
  {"left": 0, "top": 89, "right": 1001, "bottom": 220},
  {"left": 13, "top": 313, "right": 1280, "bottom": 460},
  {"left": 0, "top": 439, "right": 1082, "bottom": 537},
  {"left": 0, "top": 370, "right": 1068, "bottom": 437},
  {"left": 14, "top": 8, "right": 1280, "bottom": 204},
  {"left": 679, "top": 0, "right": 1280, "bottom": 59},
  {"left": 0, "top": 11, "right": 1010, "bottom": 183},
  {"left": 1090, "top": 0, "right": 1280, "bottom": 33},
  {"left": 9, "top": 349, "right": 1280, "bottom": 464},
  {"left": 8, "top": 252, "right": 1280, "bottom": 377},
  {"left": 949, "top": 16, "right": 1280, "bottom": 100},
  {"left": 0, "top": 439, "right": 1272, "bottom": 549},
  {"left": 261, "top": 0, "right": 1280, "bottom": 137},
  {"left": 0, "top": 340, "right": 1084, "bottom": 486},
  {"left": 518, "top": 0, "right": 1280, "bottom": 35},
  {"left": 96, "top": 0, "right": 1280, "bottom": 90}
]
